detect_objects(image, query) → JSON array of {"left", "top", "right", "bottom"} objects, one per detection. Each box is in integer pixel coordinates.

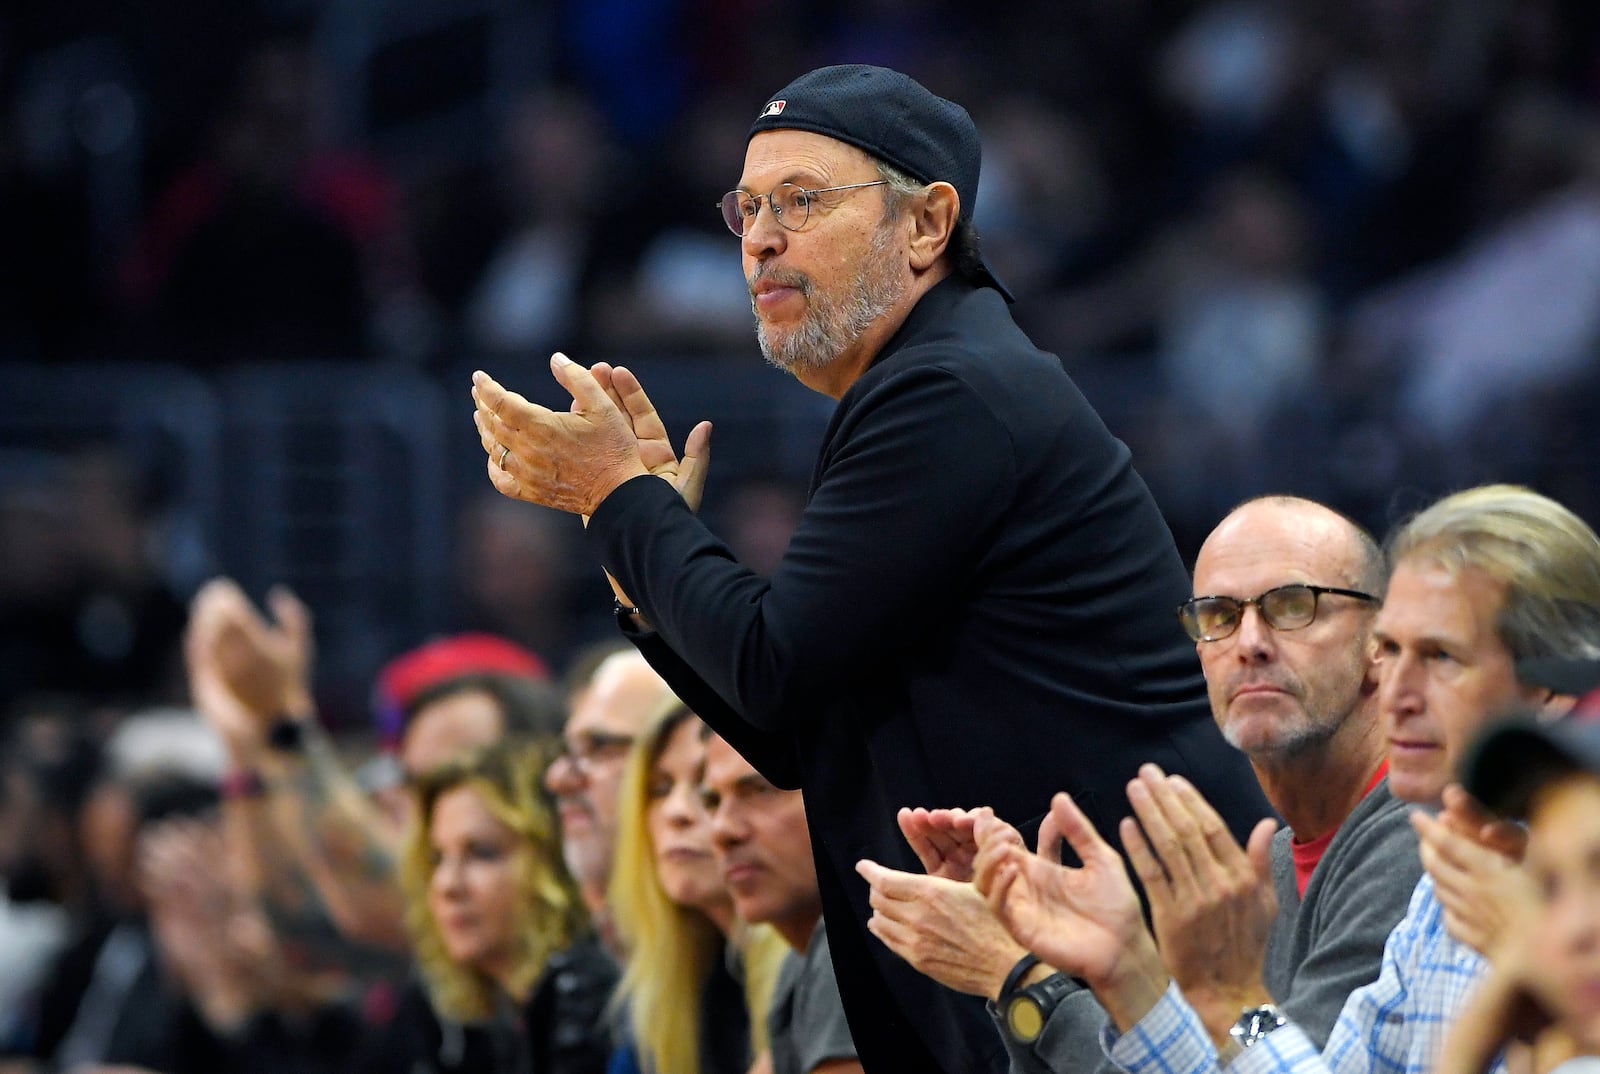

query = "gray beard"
[{"left": 751, "top": 221, "right": 906, "bottom": 376}]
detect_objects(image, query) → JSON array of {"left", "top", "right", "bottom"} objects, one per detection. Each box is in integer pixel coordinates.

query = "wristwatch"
[
  {"left": 266, "top": 716, "right": 307, "bottom": 754},
  {"left": 1216, "top": 1003, "right": 1288, "bottom": 1066},
  {"left": 1000, "top": 972, "right": 1080, "bottom": 1045}
]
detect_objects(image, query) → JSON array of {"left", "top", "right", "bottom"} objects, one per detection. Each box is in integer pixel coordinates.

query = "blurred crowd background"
[{"left": 2, "top": 0, "right": 1600, "bottom": 721}]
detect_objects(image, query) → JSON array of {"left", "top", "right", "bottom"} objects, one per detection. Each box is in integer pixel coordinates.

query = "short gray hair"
[{"left": 873, "top": 159, "right": 988, "bottom": 287}]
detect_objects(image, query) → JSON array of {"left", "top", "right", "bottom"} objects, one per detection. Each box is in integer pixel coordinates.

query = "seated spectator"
[
  {"left": 186, "top": 578, "right": 560, "bottom": 951},
  {"left": 545, "top": 650, "right": 680, "bottom": 953},
  {"left": 606, "top": 704, "right": 787, "bottom": 1074},
  {"left": 701, "top": 732, "right": 861, "bottom": 1074},
  {"left": 1441, "top": 713, "right": 1600, "bottom": 1073},
  {"left": 20, "top": 711, "right": 228, "bottom": 1073},
  {"left": 358, "top": 745, "right": 614, "bottom": 1074},
  {"left": 970, "top": 483, "right": 1600, "bottom": 1074}
]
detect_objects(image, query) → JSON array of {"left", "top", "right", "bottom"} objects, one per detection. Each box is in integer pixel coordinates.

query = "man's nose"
[
  {"left": 1377, "top": 652, "right": 1423, "bottom": 718},
  {"left": 742, "top": 199, "right": 788, "bottom": 260},
  {"left": 710, "top": 805, "right": 744, "bottom": 848},
  {"left": 1231, "top": 604, "right": 1277, "bottom": 658},
  {"left": 544, "top": 753, "right": 585, "bottom": 796}
]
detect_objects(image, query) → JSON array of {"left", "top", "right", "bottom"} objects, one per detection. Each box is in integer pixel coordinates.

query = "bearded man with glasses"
[{"left": 471, "top": 64, "right": 1269, "bottom": 1074}]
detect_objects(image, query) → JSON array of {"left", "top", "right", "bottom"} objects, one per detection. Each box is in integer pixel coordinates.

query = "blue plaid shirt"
[{"left": 1104, "top": 875, "right": 1500, "bottom": 1074}]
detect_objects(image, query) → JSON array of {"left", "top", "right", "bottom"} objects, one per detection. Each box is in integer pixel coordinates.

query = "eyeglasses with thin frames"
[
  {"left": 1178, "top": 583, "right": 1379, "bottom": 643},
  {"left": 718, "top": 180, "right": 888, "bottom": 237}
]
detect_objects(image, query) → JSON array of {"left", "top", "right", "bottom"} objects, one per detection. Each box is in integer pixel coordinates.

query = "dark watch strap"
[{"left": 999, "top": 952, "right": 1042, "bottom": 1001}]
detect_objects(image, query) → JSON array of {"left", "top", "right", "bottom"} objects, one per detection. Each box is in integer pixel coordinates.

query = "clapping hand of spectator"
[
  {"left": 585, "top": 362, "right": 713, "bottom": 514},
  {"left": 972, "top": 793, "right": 1168, "bottom": 1032},
  {"left": 581, "top": 362, "right": 712, "bottom": 617},
  {"left": 1413, "top": 784, "right": 1536, "bottom": 957},
  {"left": 896, "top": 807, "right": 983, "bottom": 882},
  {"left": 1119, "top": 765, "right": 1279, "bottom": 1046},
  {"left": 856, "top": 806, "right": 1038, "bottom": 999},
  {"left": 185, "top": 578, "right": 315, "bottom": 763},
  {"left": 140, "top": 817, "right": 284, "bottom": 1034}
]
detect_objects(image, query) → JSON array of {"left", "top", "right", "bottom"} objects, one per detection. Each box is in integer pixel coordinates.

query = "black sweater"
[{"left": 588, "top": 277, "right": 1270, "bottom": 1074}]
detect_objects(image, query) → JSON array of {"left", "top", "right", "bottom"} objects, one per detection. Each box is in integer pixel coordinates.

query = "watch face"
[{"left": 1007, "top": 996, "right": 1045, "bottom": 1043}]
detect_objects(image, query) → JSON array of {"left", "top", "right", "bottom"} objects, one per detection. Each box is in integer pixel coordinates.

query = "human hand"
[
  {"left": 973, "top": 794, "right": 1166, "bottom": 1030},
  {"left": 588, "top": 363, "right": 713, "bottom": 514},
  {"left": 1412, "top": 791, "right": 1537, "bottom": 957},
  {"left": 473, "top": 358, "right": 652, "bottom": 517},
  {"left": 1121, "top": 765, "right": 1278, "bottom": 1043},
  {"left": 1437, "top": 783, "right": 1527, "bottom": 861},
  {"left": 185, "top": 579, "right": 314, "bottom": 759},
  {"left": 856, "top": 858, "right": 1032, "bottom": 998},
  {"left": 897, "top": 807, "right": 981, "bottom": 882},
  {"left": 141, "top": 819, "right": 282, "bottom": 1028}
]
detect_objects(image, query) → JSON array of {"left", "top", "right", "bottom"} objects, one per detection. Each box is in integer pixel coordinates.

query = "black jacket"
[
  {"left": 588, "top": 277, "right": 1272, "bottom": 1074},
  {"left": 353, "top": 939, "right": 615, "bottom": 1074}
]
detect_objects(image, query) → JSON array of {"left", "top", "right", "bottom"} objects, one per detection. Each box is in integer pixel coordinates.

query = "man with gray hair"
[
  {"left": 972, "top": 483, "right": 1600, "bottom": 1074},
  {"left": 472, "top": 64, "right": 1268, "bottom": 1074}
]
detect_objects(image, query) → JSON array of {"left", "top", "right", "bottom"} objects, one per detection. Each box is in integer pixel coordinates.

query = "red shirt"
[{"left": 1289, "top": 761, "right": 1390, "bottom": 897}]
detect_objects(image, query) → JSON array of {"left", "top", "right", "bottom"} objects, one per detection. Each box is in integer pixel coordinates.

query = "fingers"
[
  {"left": 1411, "top": 809, "right": 1494, "bottom": 874},
  {"left": 972, "top": 809, "right": 1025, "bottom": 897},
  {"left": 677, "top": 420, "right": 713, "bottom": 513},
  {"left": 1168, "top": 773, "right": 1250, "bottom": 865},
  {"left": 1246, "top": 817, "right": 1279, "bottom": 884},
  {"left": 897, "top": 807, "right": 979, "bottom": 880},
  {"left": 1126, "top": 767, "right": 1235, "bottom": 896},
  {"left": 266, "top": 587, "right": 311, "bottom": 650},
  {"left": 1440, "top": 785, "right": 1527, "bottom": 860},
  {"left": 549, "top": 352, "right": 621, "bottom": 419},
  {"left": 610, "top": 366, "right": 671, "bottom": 443},
  {"left": 587, "top": 363, "right": 627, "bottom": 422},
  {"left": 864, "top": 902, "right": 918, "bottom": 958},
  {"left": 856, "top": 858, "right": 927, "bottom": 904},
  {"left": 1047, "top": 791, "right": 1117, "bottom": 869},
  {"left": 1120, "top": 815, "right": 1166, "bottom": 890},
  {"left": 896, "top": 809, "right": 942, "bottom": 874},
  {"left": 471, "top": 369, "right": 556, "bottom": 457}
]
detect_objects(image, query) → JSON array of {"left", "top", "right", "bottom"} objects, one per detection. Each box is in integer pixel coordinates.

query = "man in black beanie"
[{"left": 472, "top": 64, "right": 1269, "bottom": 1074}]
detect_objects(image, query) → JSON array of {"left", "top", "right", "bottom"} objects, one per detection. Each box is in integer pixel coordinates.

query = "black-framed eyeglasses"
[
  {"left": 1178, "top": 584, "right": 1379, "bottom": 642},
  {"left": 718, "top": 180, "right": 888, "bottom": 237}
]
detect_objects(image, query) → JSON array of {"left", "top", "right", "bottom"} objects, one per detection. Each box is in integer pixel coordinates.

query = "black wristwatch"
[
  {"left": 1216, "top": 1003, "right": 1288, "bottom": 1065},
  {"left": 1001, "top": 972, "right": 1080, "bottom": 1045},
  {"left": 266, "top": 716, "right": 307, "bottom": 754}
]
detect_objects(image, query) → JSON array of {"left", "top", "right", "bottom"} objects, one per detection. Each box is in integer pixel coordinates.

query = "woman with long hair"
[
  {"left": 607, "top": 703, "right": 787, "bottom": 1074},
  {"left": 360, "top": 743, "right": 615, "bottom": 1074}
]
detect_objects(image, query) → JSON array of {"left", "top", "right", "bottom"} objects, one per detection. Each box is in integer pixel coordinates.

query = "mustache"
[
  {"left": 748, "top": 262, "right": 811, "bottom": 296},
  {"left": 1225, "top": 673, "right": 1299, "bottom": 696}
]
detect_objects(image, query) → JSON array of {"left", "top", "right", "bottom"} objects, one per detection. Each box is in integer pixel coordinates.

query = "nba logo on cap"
[{"left": 760, "top": 100, "right": 786, "bottom": 118}]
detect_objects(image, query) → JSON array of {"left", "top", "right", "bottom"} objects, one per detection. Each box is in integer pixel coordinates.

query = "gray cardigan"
[{"left": 996, "top": 780, "right": 1421, "bottom": 1073}]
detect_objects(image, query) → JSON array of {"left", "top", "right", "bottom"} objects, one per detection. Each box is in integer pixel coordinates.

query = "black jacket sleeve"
[{"left": 587, "top": 364, "right": 1014, "bottom": 737}]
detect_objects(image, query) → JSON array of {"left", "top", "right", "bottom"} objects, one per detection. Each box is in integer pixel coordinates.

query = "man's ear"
[{"left": 908, "top": 181, "right": 959, "bottom": 272}]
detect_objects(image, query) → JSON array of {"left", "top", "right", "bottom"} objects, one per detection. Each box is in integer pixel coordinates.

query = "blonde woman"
[
  {"left": 607, "top": 704, "right": 788, "bottom": 1074},
  {"left": 357, "top": 745, "right": 616, "bottom": 1074}
]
